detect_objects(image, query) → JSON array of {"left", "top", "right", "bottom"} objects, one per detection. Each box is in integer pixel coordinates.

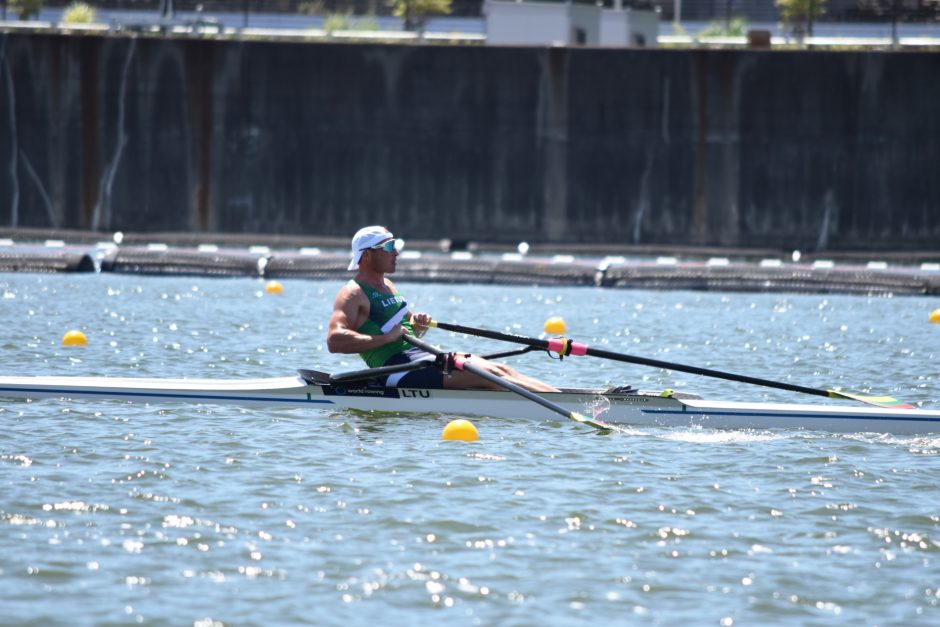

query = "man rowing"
[{"left": 327, "top": 225, "right": 558, "bottom": 392}]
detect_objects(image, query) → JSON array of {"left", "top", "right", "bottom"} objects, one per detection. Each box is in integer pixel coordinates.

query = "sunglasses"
[{"left": 366, "top": 239, "right": 398, "bottom": 253}]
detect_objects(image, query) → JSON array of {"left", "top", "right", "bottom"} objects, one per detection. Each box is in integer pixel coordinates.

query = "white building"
[{"left": 485, "top": 0, "right": 659, "bottom": 47}]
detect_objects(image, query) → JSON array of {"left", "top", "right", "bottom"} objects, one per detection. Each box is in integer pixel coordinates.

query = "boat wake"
[{"left": 658, "top": 427, "right": 782, "bottom": 444}]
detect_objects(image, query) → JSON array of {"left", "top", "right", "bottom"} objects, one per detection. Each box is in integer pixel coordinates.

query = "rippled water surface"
[{"left": 2, "top": 273, "right": 939, "bottom": 625}]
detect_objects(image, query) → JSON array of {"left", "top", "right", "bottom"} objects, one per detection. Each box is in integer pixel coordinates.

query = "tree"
[
  {"left": 392, "top": 0, "right": 452, "bottom": 35},
  {"left": 62, "top": 2, "right": 97, "bottom": 24},
  {"left": 9, "top": 0, "right": 43, "bottom": 20},
  {"left": 775, "top": 0, "right": 826, "bottom": 41},
  {"left": 698, "top": 16, "right": 748, "bottom": 38}
]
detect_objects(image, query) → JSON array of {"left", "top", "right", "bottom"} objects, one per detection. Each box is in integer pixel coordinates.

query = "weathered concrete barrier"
[{"left": 2, "top": 32, "right": 939, "bottom": 252}]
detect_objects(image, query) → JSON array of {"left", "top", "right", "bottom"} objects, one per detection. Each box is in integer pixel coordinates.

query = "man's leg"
[{"left": 442, "top": 357, "right": 559, "bottom": 393}]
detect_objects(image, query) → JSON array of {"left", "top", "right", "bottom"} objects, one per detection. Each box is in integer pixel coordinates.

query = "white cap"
[{"left": 347, "top": 225, "right": 394, "bottom": 271}]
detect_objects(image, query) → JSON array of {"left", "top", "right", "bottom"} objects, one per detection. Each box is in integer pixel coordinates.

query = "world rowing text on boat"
[{"left": 324, "top": 386, "right": 400, "bottom": 398}]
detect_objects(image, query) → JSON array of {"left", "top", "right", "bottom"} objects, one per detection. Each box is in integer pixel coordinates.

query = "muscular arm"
[{"left": 326, "top": 282, "right": 404, "bottom": 354}]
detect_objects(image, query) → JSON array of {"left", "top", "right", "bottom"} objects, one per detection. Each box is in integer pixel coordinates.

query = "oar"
[
  {"left": 429, "top": 320, "right": 913, "bottom": 410},
  {"left": 401, "top": 334, "right": 613, "bottom": 432}
]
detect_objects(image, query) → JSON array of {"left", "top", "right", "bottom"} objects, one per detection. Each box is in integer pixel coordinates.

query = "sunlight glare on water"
[{"left": 0, "top": 273, "right": 938, "bottom": 625}]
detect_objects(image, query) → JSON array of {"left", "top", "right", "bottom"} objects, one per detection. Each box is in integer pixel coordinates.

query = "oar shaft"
[
  {"left": 582, "top": 346, "right": 828, "bottom": 398},
  {"left": 432, "top": 320, "right": 827, "bottom": 399},
  {"left": 433, "top": 321, "right": 537, "bottom": 347},
  {"left": 402, "top": 334, "right": 610, "bottom": 432}
]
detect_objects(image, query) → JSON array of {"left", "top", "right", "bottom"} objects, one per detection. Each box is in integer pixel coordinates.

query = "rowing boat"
[{"left": 1, "top": 369, "right": 937, "bottom": 434}]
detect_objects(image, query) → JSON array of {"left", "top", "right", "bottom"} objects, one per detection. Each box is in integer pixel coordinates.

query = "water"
[{"left": 1, "top": 273, "right": 939, "bottom": 625}]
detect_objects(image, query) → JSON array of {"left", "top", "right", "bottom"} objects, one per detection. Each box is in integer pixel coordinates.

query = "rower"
[{"left": 326, "top": 225, "right": 558, "bottom": 392}]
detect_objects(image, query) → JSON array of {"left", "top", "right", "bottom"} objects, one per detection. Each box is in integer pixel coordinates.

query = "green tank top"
[{"left": 354, "top": 280, "right": 415, "bottom": 368}]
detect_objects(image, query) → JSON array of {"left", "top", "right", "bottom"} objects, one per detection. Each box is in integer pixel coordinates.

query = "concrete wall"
[{"left": 0, "top": 32, "right": 937, "bottom": 251}]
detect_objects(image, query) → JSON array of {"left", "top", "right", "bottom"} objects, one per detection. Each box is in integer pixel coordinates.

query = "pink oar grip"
[
  {"left": 568, "top": 342, "right": 588, "bottom": 356},
  {"left": 452, "top": 355, "right": 468, "bottom": 370},
  {"left": 547, "top": 338, "right": 567, "bottom": 354},
  {"left": 546, "top": 338, "right": 588, "bottom": 356}
]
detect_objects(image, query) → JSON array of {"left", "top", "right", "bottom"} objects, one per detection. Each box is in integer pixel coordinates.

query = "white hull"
[{"left": 1, "top": 373, "right": 938, "bottom": 435}]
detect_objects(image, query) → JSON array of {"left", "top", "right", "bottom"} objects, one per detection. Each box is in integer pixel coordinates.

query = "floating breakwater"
[{"left": 2, "top": 237, "right": 938, "bottom": 295}]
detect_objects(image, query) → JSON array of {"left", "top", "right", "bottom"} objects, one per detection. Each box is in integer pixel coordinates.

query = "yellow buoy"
[
  {"left": 265, "top": 280, "right": 284, "bottom": 294},
  {"left": 544, "top": 316, "right": 567, "bottom": 335},
  {"left": 930, "top": 308, "right": 940, "bottom": 324},
  {"left": 442, "top": 419, "right": 479, "bottom": 442},
  {"left": 62, "top": 330, "right": 88, "bottom": 346}
]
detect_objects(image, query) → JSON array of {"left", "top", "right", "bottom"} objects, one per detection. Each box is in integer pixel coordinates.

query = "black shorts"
[{"left": 383, "top": 347, "right": 445, "bottom": 389}]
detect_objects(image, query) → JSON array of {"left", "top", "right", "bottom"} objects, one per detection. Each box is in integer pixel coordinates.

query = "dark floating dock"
[{"left": 1, "top": 230, "right": 939, "bottom": 296}]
